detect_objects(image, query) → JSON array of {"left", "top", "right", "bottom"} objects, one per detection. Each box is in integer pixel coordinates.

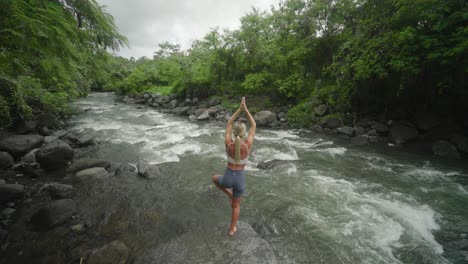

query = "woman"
[{"left": 212, "top": 97, "right": 256, "bottom": 236}]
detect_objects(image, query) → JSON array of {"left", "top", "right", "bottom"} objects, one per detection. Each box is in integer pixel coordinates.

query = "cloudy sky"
[{"left": 96, "top": 0, "right": 279, "bottom": 59}]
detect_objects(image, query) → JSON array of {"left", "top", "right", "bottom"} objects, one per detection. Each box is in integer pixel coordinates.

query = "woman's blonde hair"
[{"left": 232, "top": 121, "right": 246, "bottom": 163}]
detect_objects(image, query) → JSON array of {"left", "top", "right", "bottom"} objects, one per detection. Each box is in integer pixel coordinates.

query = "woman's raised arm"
[
  {"left": 242, "top": 98, "right": 256, "bottom": 147},
  {"left": 225, "top": 100, "right": 243, "bottom": 146}
]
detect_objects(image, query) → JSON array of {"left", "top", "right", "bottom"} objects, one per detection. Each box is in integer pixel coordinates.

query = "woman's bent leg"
[
  {"left": 212, "top": 175, "right": 233, "bottom": 200},
  {"left": 229, "top": 198, "right": 241, "bottom": 236}
]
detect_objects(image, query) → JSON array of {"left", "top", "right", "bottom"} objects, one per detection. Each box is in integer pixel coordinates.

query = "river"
[{"left": 67, "top": 92, "right": 468, "bottom": 263}]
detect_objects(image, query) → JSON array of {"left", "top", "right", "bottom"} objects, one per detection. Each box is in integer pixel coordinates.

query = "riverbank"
[{"left": 119, "top": 92, "right": 468, "bottom": 160}]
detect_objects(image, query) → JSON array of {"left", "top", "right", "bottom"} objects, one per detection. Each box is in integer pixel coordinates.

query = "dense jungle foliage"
[
  {"left": 104, "top": 0, "right": 467, "bottom": 124},
  {"left": 1, "top": 0, "right": 466, "bottom": 128},
  {"left": 0, "top": 0, "right": 127, "bottom": 127}
]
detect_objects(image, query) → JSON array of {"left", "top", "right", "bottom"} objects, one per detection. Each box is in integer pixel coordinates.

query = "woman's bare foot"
[{"left": 228, "top": 226, "right": 237, "bottom": 237}]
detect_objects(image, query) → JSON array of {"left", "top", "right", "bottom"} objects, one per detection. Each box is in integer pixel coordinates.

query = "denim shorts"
[{"left": 218, "top": 167, "right": 246, "bottom": 198}]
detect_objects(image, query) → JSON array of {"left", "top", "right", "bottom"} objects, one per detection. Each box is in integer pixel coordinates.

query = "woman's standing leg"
[{"left": 229, "top": 198, "right": 241, "bottom": 236}]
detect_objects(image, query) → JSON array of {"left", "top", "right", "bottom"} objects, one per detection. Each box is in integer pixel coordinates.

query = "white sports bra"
[{"left": 226, "top": 142, "right": 250, "bottom": 165}]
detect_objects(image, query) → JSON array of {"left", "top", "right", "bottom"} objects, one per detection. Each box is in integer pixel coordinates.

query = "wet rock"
[
  {"left": 337, "top": 126, "right": 355, "bottom": 137},
  {"left": 390, "top": 123, "right": 419, "bottom": 144},
  {"left": 208, "top": 97, "right": 221, "bottom": 106},
  {"left": 252, "top": 221, "right": 275, "bottom": 238},
  {"left": 36, "top": 139, "right": 74, "bottom": 170},
  {"left": 254, "top": 111, "right": 277, "bottom": 126},
  {"left": 37, "top": 112, "right": 59, "bottom": 129},
  {"left": 40, "top": 183, "right": 74, "bottom": 199},
  {"left": 169, "top": 99, "right": 178, "bottom": 109},
  {"left": 277, "top": 112, "right": 286, "bottom": 119},
  {"left": 135, "top": 221, "right": 277, "bottom": 264},
  {"left": 20, "top": 148, "right": 38, "bottom": 164},
  {"left": 122, "top": 97, "right": 135, "bottom": 104},
  {"left": 0, "top": 135, "right": 44, "bottom": 158},
  {"left": 313, "top": 104, "right": 327, "bottom": 116},
  {"left": 414, "top": 112, "right": 440, "bottom": 131},
  {"left": 0, "top": 184, "right": 25, "bottom": 202},
  {"left": 0, "top": 228, "right": 7, "bottom": 242},
  {"left": 173, "top": 106, "right": 191, "bottom": 116},
  {"left": 0, "top": 179, "right": 6, "bottom": 184},
  {"left": 366, "top": 129, "right": 377, "bottom": 136},
  {"left": 44, "top": 135, "right": 59, "bottom": 143},
  {"left": 269, "top": 121, "right": 281, "bottom": 128},
  {"left": 311, "top": 125, "right": 323, "bottom": 133},
  {"left": 0, "top": 151, "right": 14, "bottom": 169},
  {"left": 449, "top": 134, "right": 468, "bottom": 153},
  {"left": 432, "top": 140, "right": 460, "bottom": 159},
  {"left": 2, "top": 208, "right": 16, "bottom": 218},
  {"left": 351, "top": 135, "right": 369, "bottom": 146},
  {"left": 87, "top": 240, "right": 129, "bottom": 264},
  {"left": 371, "top": 122, "right": 389, "bottom": 134},
  {"left": 325, "top": 118, "right": 342, "bottom": 129},
  {"left": 114, "top": 163, "right": 138, "bottom": 177},
  {"left": 15, "top": 120, "right": 37, "bottom": 134},
  {"left": 67, "top": 158, "right": 111, "bottom": 174},
  {"left": 30, "top": 199, "right": 76, "bottom": 230},
  {"left": 77, "top": 135, "right": 96, "bottom": 147},
  {"left": 358, "top": 118, "right": 375, "bottom": 128},
  {"left": 137, "top": 161, "right": 163, "bottom": 179},
  {"left": 355, "top": 126, "right": 366, "bottom": 135},
  {"left": 197, "top": 112, "right": 210, "bottom": 121},
  {"left": 75, "top": 167, "right": 109, "bottom": 181},
  {"left": 257, "top": 159, "right": 293, "bottom": 170},
  {"left": 38, "top": 126, "right": 53, "bottom": 136}
]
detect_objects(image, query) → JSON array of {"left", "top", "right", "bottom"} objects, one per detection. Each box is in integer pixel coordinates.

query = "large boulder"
[
  {"left": 414, "top": 112, "right": 440, "bottom": 131},
  {"left": 75, "top": 167, "right": 109, "bottom": 181},
  {"left": 36, "top": 140, "right": 74, "bottom": 170},
  {"left": 325, "top": 118, "right": 342, "bottom": 129},
  {"left": 40, "top": 183, "right": 74, "bottom": 199},
  {"left": 135, "top": 222, "right": 277, "bottom": 264},
  {"left": 0, "top": 135, "right": 44, "bottom": 158},
  {"left": 76, "top": 135, "right": 96, "bottom": 147},
  {"left": 197, "top": 112, "right": 210, "bottom": 121},
  {"left": 254, "top": 111, "right": 277, "bottom": 126},
  {"left": 15, "top": 120, "right": 38, "bottom": 134},
  {"left": 0, "top": 184, "right": 25, "bottom": 202},
  {"left": 67, "top": 158, "right": 111, "bottom": 174},
  {"left": 21, "top": 148, "right": 38, "bottom": 164},
  {"left": 169, "top": 99, "right": 179, "bottom": 109},
  {"left": 114, "top": 163, "right": 138, "bottom": 177},
  {"left": 137, "top": 161, "right": 163, "bottom": 179},
  {"left": 390, "top": 123, "right": 419, "bottom": 144},
  {"left": 37, "top": 112, "right": 59, "bottom": 129},
  {"left": 449, "top": 134, "right": 468, "bottom": 154},
  {"left": 0, "top": 151, "right": 14, "bottom": 169},
  {"left": 337, "top": 126, "right": 355, "bottom": 137},
  {"left": 173, "top": 106, "right": 191, "bottom": 116},
  {"left": 208, "top": 97, "right": 222, "bottom": 106},
  {"left": 432, "top": 140, "right": 460, "bottom": 159},
  {"left": 122, "top": 97, "right": 135, "bottom": 104},
  {"left": 30, "top": 199, "right": 76, "bottom": 230},
  {"left": 371, "top": 122, "right": 389, "bottom": 134},
  {"left": 87, "top": 240, "right": 129, "bottom": 264}
]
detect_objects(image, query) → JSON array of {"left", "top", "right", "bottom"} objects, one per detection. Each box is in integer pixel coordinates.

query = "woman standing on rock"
[{"left": 212, "top": 97, "right": 256, "bottom": 236}]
